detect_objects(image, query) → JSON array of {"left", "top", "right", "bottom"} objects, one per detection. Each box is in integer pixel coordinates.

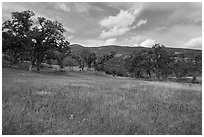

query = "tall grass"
[{"left": 2, "top": 68, "right": 202, "bottom": 135}]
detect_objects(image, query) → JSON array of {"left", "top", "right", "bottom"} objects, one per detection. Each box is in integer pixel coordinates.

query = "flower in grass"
[{"left": 70, "top": 114, "right": 74, "bottom": 120}]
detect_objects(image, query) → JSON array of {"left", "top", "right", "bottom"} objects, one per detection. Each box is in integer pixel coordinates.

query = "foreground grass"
[{"left": 2, "top": 68, "right": 202, "bottom": 135}]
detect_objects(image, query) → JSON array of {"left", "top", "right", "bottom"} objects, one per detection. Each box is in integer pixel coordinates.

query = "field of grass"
[{"left": 2, "top": 67, "right": 202, "bottom": 135}]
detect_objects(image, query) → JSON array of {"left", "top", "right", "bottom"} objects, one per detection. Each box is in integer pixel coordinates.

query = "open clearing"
[{"left": 2, "top": 68, "right": 202, "bottom": 135}]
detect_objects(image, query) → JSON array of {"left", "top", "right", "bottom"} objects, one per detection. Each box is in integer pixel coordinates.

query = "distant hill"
[
  {"left": 70, "top": 44, "right": 201, "bottom": 58},
  {"left": 68, "top": 44, "right": 201, "bottom": 77}
]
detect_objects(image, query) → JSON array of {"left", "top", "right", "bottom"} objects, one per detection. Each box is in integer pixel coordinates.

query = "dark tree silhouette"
[
  {"left": 2, "top": 10, "right": 71, "bottom": 72},
  {"left": 95, "top": 51, "right": 116, "bottom": 71},
  {"left": 2, "top": 10, "right": 34, "bottom": 67},
  {"left": 47, "top": 38, "right": 71, "bottom": 70},
  {"left": 26, "top": 17, "right": 66, "bottom": 71},
  {"left": 151, "top": 44, "right": 172, "bottom": 80}
]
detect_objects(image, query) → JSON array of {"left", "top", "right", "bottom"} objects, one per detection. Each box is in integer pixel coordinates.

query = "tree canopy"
[{"left": 2, "top": 10, "right": 71, "bottom": 71}]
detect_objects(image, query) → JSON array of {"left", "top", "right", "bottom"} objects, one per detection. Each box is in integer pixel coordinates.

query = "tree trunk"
[
  {"left": 36, "top": 61, "right": 40, "bottom": 72},
  {"left": 81, "top": 65, "right": 84, "bottom": 71},
  {"left": 60, "top": 63, "right": 63, "bottom": 69},
  {"left": 59, "top": 63, "right": 63, "bottom": 71},
  {"left": 148, "top": 71, "right": 151, "bottom": 78},
  {"left": 47, "top": 60, "right": 52, "bottom": 68},
  {"left": 58, "top": 60, "right": 63, "bottom": 71},
  {"left": 9, "top": 59, "right": 13, "bottom": 68},
  {"left": 29, "top": 59, "right": 35, "bottom": 72},
  {"left": 155, "top": 69, "right": 160, "bottom": 80},
  {"left": 8, "top": 52, "right": 16, "bottom": 67},
  {"left": 29, "top": 64, "right": 33, "bottom": 71}
]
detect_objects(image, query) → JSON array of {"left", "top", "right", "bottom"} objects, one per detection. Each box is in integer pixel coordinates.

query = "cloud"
[
  {"left": 133, "top": 43, "right": 140, "bottom": 47},
  {"left": 72, "top": 38, "right": 117, "bottom": 47},
  {"left": 166, "top": 3, "right": 201, "bottom": 26},
  {"left": 72, "top": 39, "right": 105, "bottom": 47},
  {"left": 140, "top": 39, "right": 156, "bottom": 47},
  {"left": 132, "top": 19, "right": 147, "bottom": 29},
  {"left": 100, "top": 26, "right": 130, "bottom": 39},
  {"left": 54, "top": 3, "right": 70, "bottom": 12},
  {"left": 136, "top": 19, "right": 147, "bottom": 27},
  {"left": 193, "top": 18, "right": 202, "bottom": 25},
  {"left": 184, "top": 37, "right": 202, "bottom": 49},
  {"left": 122, "top": 35, "right": 146, "bottom": 46},
  {"left": 141, "top": 3, "right": 201, "bottom": 27},
  {"left": 105, "top": 38, "right": 116, "bottom": 45},
  {"left": 132, "top": 7, "right": 142, "bottom": 16},
  {"left": 64, "top": 26, "right": 75, "bottom": 33},
  {"left": 100, "top": 10, "right": 135, "bottom": 28},
  {"left": 99, "top": 9, "right": 141, "bottom": 39},
  {"left": 75, "top": 3, "right": 90, "bottom": 13},
  {"left": 66, "top": 35, "right": 74, "bottom": 39}
]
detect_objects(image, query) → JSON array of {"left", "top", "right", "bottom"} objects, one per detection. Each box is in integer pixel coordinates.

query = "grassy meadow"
[{"left": 2, "top": 67, "right": 202, "bottom": 135}]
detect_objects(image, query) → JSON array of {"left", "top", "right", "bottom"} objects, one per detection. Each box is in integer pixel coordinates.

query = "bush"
[{"left": 63, "top": 57, "right": 78, "bottom": 67}]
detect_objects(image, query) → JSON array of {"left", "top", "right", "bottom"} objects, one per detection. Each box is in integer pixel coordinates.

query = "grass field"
[{"left": 2, "top": 67, "right": 202, "bottom": 135}]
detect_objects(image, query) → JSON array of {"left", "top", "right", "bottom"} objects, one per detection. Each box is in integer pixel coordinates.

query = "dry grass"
[{"left": 2, "top": 68, "right": 202, "bottom": 135}]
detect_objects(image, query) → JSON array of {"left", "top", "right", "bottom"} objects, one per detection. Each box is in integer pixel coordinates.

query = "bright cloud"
[
  {"left": 100, "top": 10, "right": 135, "bottom": 28},
  {"left": 133, "top": 43, "right": 140, "bottom": 47},
  {"left": 140, "top": 39, "right": 156, "bottom": 47},
  {"left": 100, "top": 26, "right": 130, "bottom": 39},
  {"left": 99, "top": 9, "right": 141, "bottom": 39},
  {"left": 105, "top": 38, "right": 116, "bottom": 45},
  {"left": 184, "top": 37, "right": 202, "bottom": 49}
]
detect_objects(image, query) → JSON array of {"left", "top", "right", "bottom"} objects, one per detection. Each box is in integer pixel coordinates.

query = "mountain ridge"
[
  {"left": 70, "top": 43, "right": 201, "bottom": 51},
  {"left": 70, "top": 43, "right": 201, "bottom": 58}
]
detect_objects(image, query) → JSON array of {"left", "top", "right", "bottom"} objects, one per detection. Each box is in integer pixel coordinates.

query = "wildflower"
[{"left": 70, "top": 114, "right": 74, "bottom": 120}]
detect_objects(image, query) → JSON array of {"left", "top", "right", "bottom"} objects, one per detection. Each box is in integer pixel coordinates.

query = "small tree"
[
  {"left": 87, "top": 52, "right": 97, "bottom": 69},
  {"left": 125, "top": 50, "right": 153, "bottom": 78},
  {"left": 140, "top": 50, "right": 154, "bottom": 78},
  {"left": 71, "top": 55, "right": 85, "bottom": 71},
  {"left": 173, "top": 60, "right": 189, "bottom": 79},
  {"left": 53, "top": 39, "right": 71, "bottom": 70},
  {"left": 151, "top": 44, "right": 172, "bottom": 80},
  {"left": 80, "top": 49, "right": 93, "bottom": 69},
  {"left": 129, "top": 52, "right": 144, "bottom": 77},
  {"left": 95, "top": 51, "right": 116, "bottom": 71},
  {"left": 195, "top": 53, "right": 202, "bottom": 74}
]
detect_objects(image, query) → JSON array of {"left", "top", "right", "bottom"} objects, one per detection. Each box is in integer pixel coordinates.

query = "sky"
[{"left": 2, "top": 2, "right": 202, "bottom": 49}]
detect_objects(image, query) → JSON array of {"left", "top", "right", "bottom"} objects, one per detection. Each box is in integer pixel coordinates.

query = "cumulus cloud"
[
  {"left": 184, "top": 37, "right": 202, "bottom": 49},
  {"left": 54, "top": 3, "right": 70, "bottom": 12},
  {"left": 100, "top": 10, "right": 135, "bottom": 28},
  {"left": 100, "top": 26, "right": 130, "bottom": 39},
  {"left": 140, "top": 39, "right": 156, "bottom": 47},
  {"left": 99, "top": 9, "right": 141, "bottom": 39},
  {"left": 105, "top": 38, "right": 116, "bottom": 45}
]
